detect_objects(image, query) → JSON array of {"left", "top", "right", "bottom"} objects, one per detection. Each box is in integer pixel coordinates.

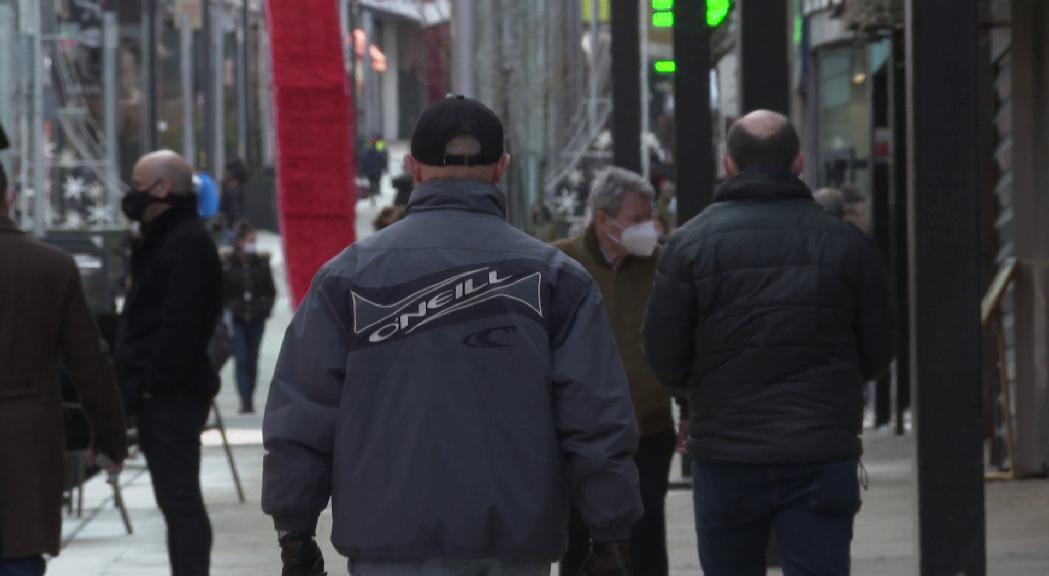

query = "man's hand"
[
  {"left": 279, "top": 533, "right": 326, "bottom": 576},
  {"left": 579, "top": 541, "right": 631, "bottom": 576}
]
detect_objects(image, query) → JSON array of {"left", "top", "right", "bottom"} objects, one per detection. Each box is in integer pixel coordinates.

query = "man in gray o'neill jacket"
[{"left": 262, "top": 96, "right": 642, "bottom": 576}]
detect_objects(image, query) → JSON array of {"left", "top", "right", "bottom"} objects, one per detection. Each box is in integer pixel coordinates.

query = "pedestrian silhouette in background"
[
  {"left": 644, "top": 110, "right": 894, "bottom": 576},
  {"left": 116, "top": 150, "right": 223, "bottom": 576},
  {"left": 263, "top": 96, "right": 641, "bottom": 576},
  {"left": 554, "top": 167, "right": 678, "bottom": 576},
  {"left": 222, "top": 220, "right": 276, "bottom": 414},
  {"left": 221, "top": 158, "right": 249, "bottom": 227},
  {"left": 1, "top": 163, "right": 127, "bottom": 576},
  {"left": 358, "top": 136, "right": 388, "bottom": 204}
]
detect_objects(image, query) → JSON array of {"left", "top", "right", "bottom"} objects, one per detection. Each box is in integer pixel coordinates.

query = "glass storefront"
[{"left": 815, "top": 42, "right": 871, "bottom": 227}]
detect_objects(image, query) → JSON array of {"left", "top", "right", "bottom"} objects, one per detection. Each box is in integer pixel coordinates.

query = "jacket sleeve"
[
  {"left": 855, "top": 248, "right": 895, "bottom": 381},
  {"left": 142, "top": 237, "right": 221, "bottom": 395},
  {"left": 642, "top": 235, "right": 697, "bottom": 389},
  {"left": 60, "top": 263, "right": 128, "bottom": 462},
  {"left": 550, "top": 273, "right": 642, "bottom": 543},
  {"left": 261, "top": 267, "right": 346, "bottom": 534}
]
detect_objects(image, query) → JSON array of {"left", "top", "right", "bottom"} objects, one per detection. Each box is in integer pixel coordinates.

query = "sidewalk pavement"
[{"left": 47, "top": 162, "right": 1049, "bottom": 575}]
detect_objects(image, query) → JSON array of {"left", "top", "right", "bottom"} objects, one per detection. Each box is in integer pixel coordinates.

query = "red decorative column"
[{"left": 266, "top": 0, "right": 356, "bottom": 307}]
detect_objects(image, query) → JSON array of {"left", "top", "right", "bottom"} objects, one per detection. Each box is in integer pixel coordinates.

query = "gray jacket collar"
[{"left": 406, "top": 179, "right": 507, "bottom": 219}]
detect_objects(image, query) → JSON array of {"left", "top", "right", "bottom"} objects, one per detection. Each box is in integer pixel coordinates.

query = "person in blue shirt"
[{"left": 195, "top": 172, "right": 220, "bottom": 220}]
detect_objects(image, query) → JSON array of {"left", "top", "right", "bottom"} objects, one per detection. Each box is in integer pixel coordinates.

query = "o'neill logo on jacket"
[{"left": 350, "top": 266, "right": 544, "bottom": 345}]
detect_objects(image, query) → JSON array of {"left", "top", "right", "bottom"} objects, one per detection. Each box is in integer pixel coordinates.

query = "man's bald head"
[
  {"left": 132, "top": 150, "right": 194, "bottom": 196},
  {"left": 725, "top": 110, "right": 802, "bottom": 175}
]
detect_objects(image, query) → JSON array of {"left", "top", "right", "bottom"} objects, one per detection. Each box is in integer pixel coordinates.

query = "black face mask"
[
  {"left": 121, "top": 183, "right": 196, "bottom": 222},
  {"left": 121, "top": 188, "right": 158, "bottom": 222}
]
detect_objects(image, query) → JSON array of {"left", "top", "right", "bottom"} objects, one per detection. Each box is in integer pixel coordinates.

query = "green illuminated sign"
[
  {"left": 707, "top": 0, "right": 731, "bottom": 28},
  {"left": 649, "top": 0, "right": 730, "bottom": 31},
  {"left": 654, "top": 60, "right": 677, "bottom": 74},
  {"left": 652, "top": 11, "right": 674, "bottom": 28}
]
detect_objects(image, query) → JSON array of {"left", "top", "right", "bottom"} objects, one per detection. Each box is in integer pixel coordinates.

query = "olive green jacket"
[{"left": 553, "top": 225, "right": 673, "bottom": 437}]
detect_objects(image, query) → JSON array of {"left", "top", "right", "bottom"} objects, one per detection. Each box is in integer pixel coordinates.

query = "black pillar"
[
  {"left": 906, "top": 1, "right": 986, "bottom": 574},
  {"left": 738, "top": 0, "right": 789, "bottom": 114},
  {"left": 610, "top": 0, "right": 641, "bottom": 172},
  {"left": 673, "top": 0, "right": 714, "bottom": 224}
]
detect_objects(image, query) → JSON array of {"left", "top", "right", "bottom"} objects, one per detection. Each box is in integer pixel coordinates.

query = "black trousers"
[
  {"left": 561, "top": 428, "right": 677, "bottom": 576},
  {"left": 138, "top": 395, "right": 213, "bottom": 576}
]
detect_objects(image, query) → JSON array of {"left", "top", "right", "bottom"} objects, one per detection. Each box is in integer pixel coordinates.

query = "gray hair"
[{"left": 588, "top": 167, "right": 655, "bottom": 217}]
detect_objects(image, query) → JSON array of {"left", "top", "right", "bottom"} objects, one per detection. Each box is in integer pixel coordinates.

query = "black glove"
[
  {"left": 579, "top": 540, "right": 631, "bottom": 576},
  {"left": 279, "top": 532, "right": 326, "bottom": 576}
]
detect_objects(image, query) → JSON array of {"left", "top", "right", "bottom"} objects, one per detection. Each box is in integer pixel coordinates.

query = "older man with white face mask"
[{"left": 553, "top": 167, "right": 678, "bottom": 576}]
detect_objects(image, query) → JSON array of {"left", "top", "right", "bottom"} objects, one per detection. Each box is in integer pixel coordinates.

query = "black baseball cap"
[{"left": 410, "top": 95, "right": 505, "bottom": 167}]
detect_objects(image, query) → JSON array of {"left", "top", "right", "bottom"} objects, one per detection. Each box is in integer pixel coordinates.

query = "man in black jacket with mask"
[
  {"left": 643, "top": 110, "right": 893, "bottom": 576},
  {"left": 117, "top": 150, "right": 223, "bottom": 576}
]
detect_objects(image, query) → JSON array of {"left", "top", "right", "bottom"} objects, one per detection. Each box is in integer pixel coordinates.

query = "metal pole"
[
  {"left": 32, "top": 0, "right": 45, "bottom": 237},
  {"left": 361, "top": 8, "right": 375, "bottom": 138},
  {"left": 104, "top": 11, "right": 120, "bottom": 218},
  {"left": 589, "top": 0, "right": 599, "bottom": 132},
  {"left": 203, "top": 0, "right": 214, "bottom": 171},
  {"left": 258, "top": 23, "right": 275, "bottom": 168},
  {"left": 890, "top": 31, "right": 910, "bottom": 436},
  {"left": 181, "top": 12, "right": 196, "bottom": 164},
  {"left": 345, "top": 0, "right": 356, "bottom": 81},
  {"left": 451, "top": 0, "right": 475, "bottom": 96},
  {"left": 213, "top": 3, "right": 226, "bottom": 180},
  {"left": 638, "top": 0, "right": 649, "bottom": 180},
  {"left": 236, "top": 0, "right": 248, "bottom": 161},
  {"left": 349, "top": 0, "right": 363, "bottom": 140},
  {"left": 143, "top": 0, "right": 158, "bottom": 152}
]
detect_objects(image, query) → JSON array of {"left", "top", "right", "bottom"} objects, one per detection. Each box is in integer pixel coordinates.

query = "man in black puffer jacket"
[{"left": 643, "top": 110, "right": 893, "bottom": 576}]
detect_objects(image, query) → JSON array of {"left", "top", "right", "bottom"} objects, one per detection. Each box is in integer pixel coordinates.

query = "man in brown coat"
[
  {"left": 0, "top": 164, "right": 128, "bottom": 574},
  {"left": 553, "top": 167, "right": 677, "bottom": 576}
]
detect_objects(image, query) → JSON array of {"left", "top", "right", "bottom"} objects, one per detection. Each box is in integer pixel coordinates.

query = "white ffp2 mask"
[{"left": 611, "top": 220, "right": 659, "bottom": 257}]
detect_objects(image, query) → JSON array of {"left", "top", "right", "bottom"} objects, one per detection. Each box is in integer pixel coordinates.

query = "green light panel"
[
  {"left": 707, "top": 0, "right": 731, "bottom": 27},
  {"left": 652, "top": 11, "right": 674, "bottom": 28},
  {"left": 651, "top": 0, "right": 674, "bottom": 10},
  {"left": 654, "top": 60, "right": 677, "bottom": 74}
]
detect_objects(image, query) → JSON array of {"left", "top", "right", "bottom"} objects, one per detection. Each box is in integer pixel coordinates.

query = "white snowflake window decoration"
[
  {"left": 87, "top": 203, "right": 111, "bottom": 224},
  {"left": 553, "top": 187, "right": 579, "bottom": 216},
  {"left": 63, "top": 176, "right": 86, "bottom": 202}
]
